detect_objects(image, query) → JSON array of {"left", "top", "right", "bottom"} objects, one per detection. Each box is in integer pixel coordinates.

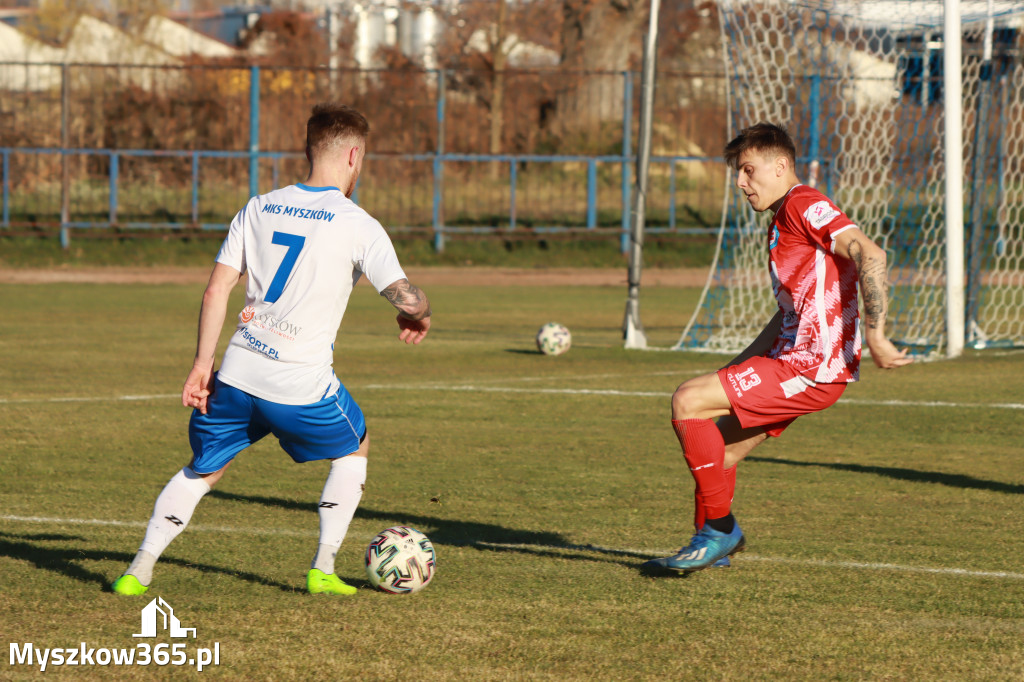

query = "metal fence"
[{"left": 0, "top": 62, "right": 730, "bottom": 249}]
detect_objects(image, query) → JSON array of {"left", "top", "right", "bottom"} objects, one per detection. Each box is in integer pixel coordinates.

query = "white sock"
[
  {"left": 125, "top": 550, "right": 159, "bottom": 586},
  {"left": 129, "top": 467, "right": 211, "bottom": 584},
  {"left": 311, "top": 456, "right": 367, "bottom": 574}
]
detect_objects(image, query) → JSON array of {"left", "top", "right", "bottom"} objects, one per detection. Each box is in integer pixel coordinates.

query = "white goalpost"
[
  {"left": 623, "top": 0, "right": 662, "bottom": 350},
  {"left": 944, "top": 0, "right": 966, "bottom": 358},
  {"left": 666, "top": 0, "right": 1024, "bottom": 358}
]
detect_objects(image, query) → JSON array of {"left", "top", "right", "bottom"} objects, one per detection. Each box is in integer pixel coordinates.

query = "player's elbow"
[
  {"left": 399, "top": 298, "right": 431, "bottom": 321},
  {"left": 202, "top": 284, "right": 229, "bottom": 308},
  {"left": 381, "top": 278, "right": 430, "bottom": 320}
]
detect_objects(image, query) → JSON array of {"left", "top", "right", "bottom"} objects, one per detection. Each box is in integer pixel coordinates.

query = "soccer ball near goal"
[
  {"left": 365, "top": 526, "right": 436, "bottom": 594},
  {"left": 536, "top": 322, "right": 571, "bottom": 356}
]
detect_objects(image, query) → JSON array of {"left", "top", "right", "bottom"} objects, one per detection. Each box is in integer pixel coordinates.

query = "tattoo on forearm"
[
  {"left": 849, "top": 239, "right": 887, "bottom": 330},
  {"left": 381, "top": 279, "right": 431, "bottom": 320}
]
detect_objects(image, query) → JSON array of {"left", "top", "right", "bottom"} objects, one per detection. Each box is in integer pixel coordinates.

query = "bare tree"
[
  {"left": 490, "top": 0, "right": 509, "bottom": 163},
  {"left": 434, "top": 0, "right": 560, "bottom": 157},
  {"left": 557, "top": 0, "right": 645, "bottom": 129}
]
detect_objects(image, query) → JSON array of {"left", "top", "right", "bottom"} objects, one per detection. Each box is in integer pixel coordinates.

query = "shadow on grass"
[
  {"left": 208, "top": 490, "right": 652, "bottom": 566},
  {"left": 746, "top": 456, "right": 1024, "bottom": 495},
  {"left": 0, "top": 531, "right": 303, "bottom": 593}
]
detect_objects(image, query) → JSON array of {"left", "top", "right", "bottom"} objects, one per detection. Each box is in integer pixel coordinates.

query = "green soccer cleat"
[
  {"left": 307, "top": 569, "right": 357, "bottom": 596},
  {"left": 111, "top": 574, "right": 149, "bottom": 596}
]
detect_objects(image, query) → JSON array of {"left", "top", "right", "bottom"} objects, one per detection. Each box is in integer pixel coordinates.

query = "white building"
[
  {"left": 139, "top": 15, "right": 239, "bottom": 59},
  {"left": 0, "top": 12, "right": 238, "bottom": 92},
  {"left": 327, "top": 0, "right": 446, "bottom": 70},
  {"left": 0, "top": 19, "right": 64, "bottom": 91}
]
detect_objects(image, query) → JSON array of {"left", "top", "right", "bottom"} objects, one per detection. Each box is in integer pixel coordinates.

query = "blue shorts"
[{"left": 188, "top": 376, "right": 367, "bottom": 474}]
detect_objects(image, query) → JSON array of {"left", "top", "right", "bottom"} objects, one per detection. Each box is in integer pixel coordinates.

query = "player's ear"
[
  {"left": 775, "top": 155, "right": 788, "bottom": 176},
  {"left": 348, "top": 145, "right": 360, "bottom": 168},
  {"left": 305, "top": 146, "right": 312, "bottom": 164}
]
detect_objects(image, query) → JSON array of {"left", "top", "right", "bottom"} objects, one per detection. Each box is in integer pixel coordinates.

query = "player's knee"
[
  {"left": 192, "top": 465, "right": 227, "bottom": 488},
  {"left": 671, "top": 384, "right": 704, "bottom": 420}
]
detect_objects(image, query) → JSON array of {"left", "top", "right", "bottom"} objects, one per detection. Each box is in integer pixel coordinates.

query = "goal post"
[
  {"left": 671, "top": 0, "right": 1024, "bottom": 358},
  {"left": 623, "top": 0, "right": 662, "bottom": 350},
  {"left": 944, "top": 0, "right": 965, "bottom": 358}
]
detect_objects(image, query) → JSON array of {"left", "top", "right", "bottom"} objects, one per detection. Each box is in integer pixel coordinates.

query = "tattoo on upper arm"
[
  {"left": 847, "top": 239, "right": 863, "bottom": 269},
  {"left": 849, "top": 238, "right": 887, "bottom": 330},
  {"left": 381, "top": 279, "right": 431, "bottom": 320}
]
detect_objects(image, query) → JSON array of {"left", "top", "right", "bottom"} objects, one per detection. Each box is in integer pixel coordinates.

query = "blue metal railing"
[
  {"left": 0, "top": 63, "right": 731, "bottom": 250},
  {"left": 0, "top": 146, "right": 724, "bottom": 247}
]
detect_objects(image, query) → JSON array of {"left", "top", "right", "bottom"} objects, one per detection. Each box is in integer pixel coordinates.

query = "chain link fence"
[{"left": 0, "top": 62, "right": 728, "bottom": 247}]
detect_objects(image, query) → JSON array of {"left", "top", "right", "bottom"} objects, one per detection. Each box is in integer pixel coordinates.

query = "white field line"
[
  {"left": 365, "top": 385, "right": 673, "bottom": 397},
  {"left": 0, "top": 394, "right": 179, "bottom": 405},
  {"left": 476, "top": 541, "right": 1024, "bottom": 580},
  {"left": 0, "top": 514, "right": 314, "bottom": 538},
  {"left": 0, "top": 371, "right": 711, "bottom": 406},
  {"left": 1, "top": 383, "right": 1022, "bottom": 410},
  {"left": 360, "top": 384, "right": 1024, "bottom": 410},
  {"left": 410, "top": 368, "right": 713, "bottom": 387},
  {"left": 2, "top": 514, "right": 1021, "bottom": 581}
]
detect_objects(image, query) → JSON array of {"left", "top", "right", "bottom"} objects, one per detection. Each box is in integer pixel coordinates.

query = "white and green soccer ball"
[
  {"left": 536, "top": 322, "right": 571, "bottom": 356},
  {"left": 365, "top": 526, "right": 436, "bottom": 594}
]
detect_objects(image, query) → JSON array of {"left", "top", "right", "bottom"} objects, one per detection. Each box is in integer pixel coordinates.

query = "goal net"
[{"left": 676, "top": 0, "right": 1024, "bottom": 357}]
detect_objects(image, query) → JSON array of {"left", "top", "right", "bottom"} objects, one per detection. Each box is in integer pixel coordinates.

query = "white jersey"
[{"left": 215, "top": 183, "right": 407, "bottom": 405}]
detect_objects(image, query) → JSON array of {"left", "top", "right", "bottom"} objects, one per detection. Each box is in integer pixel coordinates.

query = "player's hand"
[
  {"left": 397, "top": 314, "right": 430, "bottom": 345},
  {"left": 182, "top": 363, "right": 214, "bottom": 414},
  {"left": 866, "top": 336, "right": 913, "bottom": 369}
]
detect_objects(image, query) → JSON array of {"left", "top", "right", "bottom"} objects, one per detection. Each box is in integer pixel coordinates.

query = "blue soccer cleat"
[{"left": 641, "top": 523, "right": 746, "bottom": 575}]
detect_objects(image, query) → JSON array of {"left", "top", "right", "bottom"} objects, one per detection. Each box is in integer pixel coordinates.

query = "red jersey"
[{"left": 765, "top": 185, "right": 861, "bottom": 383}]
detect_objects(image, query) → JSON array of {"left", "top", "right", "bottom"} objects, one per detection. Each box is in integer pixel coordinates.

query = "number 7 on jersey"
[{"left": 265, "top": 231, "right": 306, "bottom": 303}]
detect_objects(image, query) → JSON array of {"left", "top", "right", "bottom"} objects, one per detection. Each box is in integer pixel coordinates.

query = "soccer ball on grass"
[
  {"left": 536, "top": 322, "right": 571, "bottom": 356},
  {"left": 365, "top": 526, "right": 436, "bottom": 594}
]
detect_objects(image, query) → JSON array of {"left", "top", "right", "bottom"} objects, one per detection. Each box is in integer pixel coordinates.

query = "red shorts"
[{"left": 717, "top": 356, "right": 847, "bottom": 437}]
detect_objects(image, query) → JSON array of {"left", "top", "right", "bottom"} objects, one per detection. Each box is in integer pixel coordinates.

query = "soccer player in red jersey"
[{"left": 642, "top": 123, "right": 913, "bottom": 575}]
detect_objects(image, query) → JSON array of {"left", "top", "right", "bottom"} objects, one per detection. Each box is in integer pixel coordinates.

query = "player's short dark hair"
[
  {"left": 724, "top": 123, "right": 796, "bottom": 170},
  {"left": 306, "top": 103, "right": 370, "bottom": 158}
]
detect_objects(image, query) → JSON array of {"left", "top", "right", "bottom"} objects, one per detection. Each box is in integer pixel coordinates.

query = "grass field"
[
  {"left": 1, "top": 276, "right": 1023, "bottom": 680},
  {"left": 0, "top": 234, "right": 717, "bottom": 270}
]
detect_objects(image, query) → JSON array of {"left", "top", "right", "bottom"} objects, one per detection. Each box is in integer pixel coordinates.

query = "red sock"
[
  {"left": 693, "top": 490, "right": 705, "bottom": 531},
  {"left": 724, "top": 464, "right": 737, "bottom": 508},
  {"left": 672, "top": 418, "right": 731, "bottom": 519},
  {"left": 695, "top": 464, "right": 737, "bottom": 530}
]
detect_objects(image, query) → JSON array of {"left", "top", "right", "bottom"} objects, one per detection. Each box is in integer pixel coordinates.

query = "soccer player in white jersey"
[
  {"left": 642, "top": 123, "right": 913, "bottom": 576},
  {"left": 112, "top": 103, "right": 431, "bottom": 596}
]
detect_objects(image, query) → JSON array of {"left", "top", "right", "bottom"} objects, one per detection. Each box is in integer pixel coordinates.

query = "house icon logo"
[{"left": 133, "top": 597, "right": 197, "bottom": 639}]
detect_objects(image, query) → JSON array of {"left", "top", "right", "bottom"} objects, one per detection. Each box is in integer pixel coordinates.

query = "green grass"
[
  {"left": 0, "top": 233, "right": 718, "bottom": 270},
  {"left": 1, "top": 281, "right": 1023, "bottom": 680}
]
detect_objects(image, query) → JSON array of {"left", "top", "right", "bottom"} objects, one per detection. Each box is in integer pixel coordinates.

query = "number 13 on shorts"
[{"left": 735, "top": 367, "right": 761, "bottom": 392}]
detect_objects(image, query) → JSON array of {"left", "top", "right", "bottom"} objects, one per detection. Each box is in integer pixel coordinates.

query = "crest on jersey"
[
  {"left": 804, "top": 200, "right": 839, "bottom": 229},
  {"left": 769, "top": 225, "right": 780, "bottom": 250},
  {"left": 239, "top": 305, "right": 255, "bottom": 323}
]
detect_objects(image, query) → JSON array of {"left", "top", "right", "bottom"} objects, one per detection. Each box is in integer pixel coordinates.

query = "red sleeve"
[{"left": 782, "top": 189, "right": 855, "bottom": 253}]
